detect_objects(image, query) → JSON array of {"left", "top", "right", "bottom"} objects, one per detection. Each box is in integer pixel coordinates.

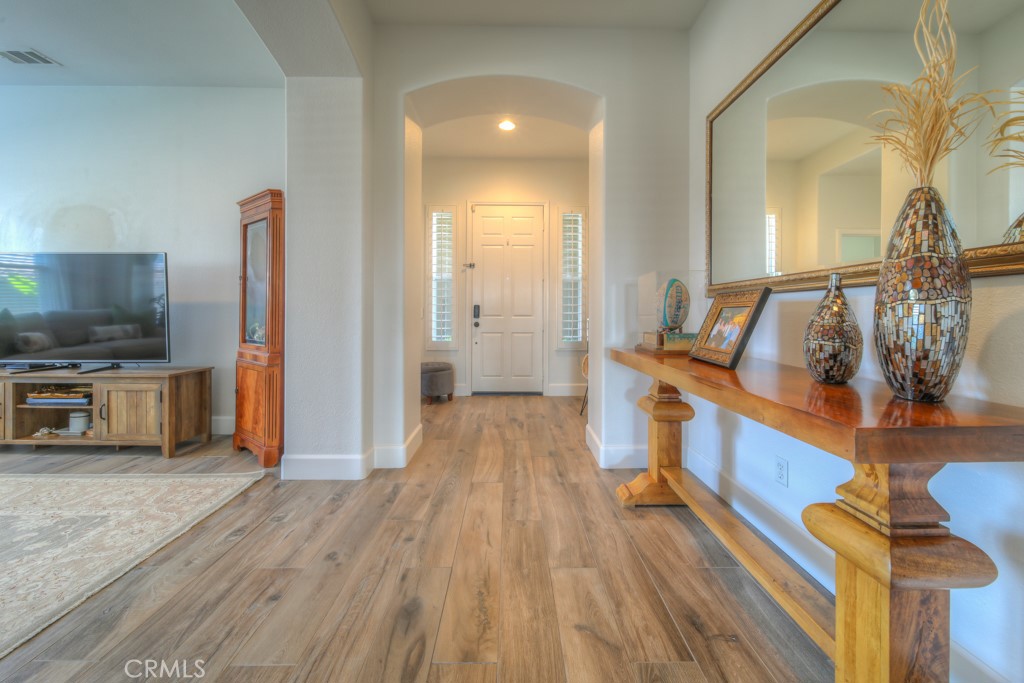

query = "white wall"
[
  {"left": 236, "top": 0, "right": 376, "bottom": 478},
  {"left": 690, "top": 2, "right": 1024, "bottom": 681},
  {"left": 798, "top": 133, "right": 885, "bottom": 268},
  {"left": 588, "top": 118, "right": 606, "bottom": 450},
  {"left": 394, "top": 115, "right": 425, "bottom": 468},
  {"left": 765, "top": 161, "right": 797, "bottom": 273},
  {"left": 819, "top": 173, "right": 879, "bottom": 263},
  {"left": 328, "top": 0, "right": 374, "bottom": 76},
  {"left": 0, "top": 85, "right": 286, "bottom": 435},
  {"left": 421, "top": 157, "right": 589, "bottom": 396},
  {"left": 281, "top": 76, "right": 372, "bottom": 479},
  {"left": 373, "top": 26, "right": 688, "bottom": 469}
]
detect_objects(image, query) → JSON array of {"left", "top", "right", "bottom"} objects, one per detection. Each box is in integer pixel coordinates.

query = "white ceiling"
[
  {"left": 824, "top": 146, "right": 881, "bottom": 176},
  {"left": 0, "top": 0, "right": 663, "bottom": 160},
  {"left": 767, "top": 80, "right": 890, "bottom": 128},
  {"left": 0, "top": 0, "right": 706, "bottom": 89},
  {"left": 12, "top": 0, "right": 1016, "bottom": 159},
  {"left": 3, "top": 0, "right": 1020, "bottom": 87},
  {"left": 423, "top": 114, "right": 588, "bottom": 159},
  {"left": 766, "top": 117, "right": 869, "bottom": 163},
  {"left": 407, "top": 75, "right": 601, "bottom": 130},
  {"left": 364, "top": 0, "right": 707, "bottom": 29},
  {"left": 0, "top": 0, "right": 282, "bottom": 87},
  {"left": 826, "top": 0, "right": 1022, "bottom": 34},
  {"left": 409, "top": 75, "right": 600, "bottom": 160}
]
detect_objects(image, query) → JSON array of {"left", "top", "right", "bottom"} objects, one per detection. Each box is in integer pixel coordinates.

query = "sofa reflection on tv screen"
[{"left": 0, "top": 307, "right": 168, "bottom": 363}]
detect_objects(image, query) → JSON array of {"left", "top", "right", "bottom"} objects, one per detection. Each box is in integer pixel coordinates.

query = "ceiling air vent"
[{"left": 0, "top": 49, "right": 61, "bottom": 66}]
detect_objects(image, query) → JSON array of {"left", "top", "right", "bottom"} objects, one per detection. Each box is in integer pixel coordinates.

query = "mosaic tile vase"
[
  {"left": 803, "top": 273, "right": 863, "bottom": 384},
  {"left": 1001, "top": 210, "right": 1024, "bottom": 244},
  {"left": 873, "top": 186, "right": 971, "bottom": 402}
]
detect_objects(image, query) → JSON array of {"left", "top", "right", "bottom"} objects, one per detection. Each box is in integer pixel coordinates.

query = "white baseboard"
[
  {"left": 281, "top": 424, "right": 424, "bottom": 479},
  {"left": 951, "top": 642, "right": 1009, "bottom": 683},
  {"left": 211, "top": 416, "right": 233, "bottom": 436},
  {"left": 545, "top": 383, "right": 587, "bottom": 397},
  {"left": 456, "top": 383, "right": 584, "bottom": 397},
  {"left": 585, "top": 424, "right": 646, "bottom": 469},
  {"left": 374, "top": 423, "right": 423, "bottom": 469},
  {"left": 585, "top": 424, "right": 599, "bottom": 463},
  {"left": 280, "top": 450, "right": 373, "bottom": 480},
  {"left": 685, "top": 445, "right": 836, "bottom": 588}
]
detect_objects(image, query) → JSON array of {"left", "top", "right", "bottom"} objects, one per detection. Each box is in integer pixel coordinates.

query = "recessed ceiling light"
[{"left": 498, "top": 119, "right": 516, "bottom": 131}]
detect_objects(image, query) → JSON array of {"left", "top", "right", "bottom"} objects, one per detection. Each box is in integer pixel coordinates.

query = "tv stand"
[
  {"left": 78, "top": 363, "right": 123, "bottom": 375},
  {"left": 0, "top": 366, "right": 212, "bottom": 458}
]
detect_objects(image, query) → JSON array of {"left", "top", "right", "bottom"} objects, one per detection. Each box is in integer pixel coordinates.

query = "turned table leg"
[
  {"left": 803, "top": 463, "right": 997, "bottom": 683},
  {"left": 616, "top": 380, "right": 694, "bottom": 507}
]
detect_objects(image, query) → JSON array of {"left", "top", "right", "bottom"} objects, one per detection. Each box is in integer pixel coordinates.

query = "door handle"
[
  {"left": 473, "top": 304, "right": 480, "bottom": 319},
  {"left": 99, "top": 403, "right": 107, "bottom": 421}
]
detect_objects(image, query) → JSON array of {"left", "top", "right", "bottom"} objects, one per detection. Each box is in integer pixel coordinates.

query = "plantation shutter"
[
  {"left": 0, "top": 253, "right": 40, "bottom": 314},
  {"left": 560, "top": 210, "right": 586, "bottom": 347},
  {"left": 428, "top": 208, "right": 456, "bottom": 348},
  {"left": 766, "top": 209, "right": 780, "bottom": 277}
]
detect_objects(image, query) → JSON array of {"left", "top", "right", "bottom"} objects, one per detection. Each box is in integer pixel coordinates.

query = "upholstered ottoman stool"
[{"left": 421, "top": 361, "right": 454, "bottom": 404}]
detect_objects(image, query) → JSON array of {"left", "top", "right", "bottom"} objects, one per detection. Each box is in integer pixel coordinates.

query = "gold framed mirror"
[{"left": 706, "top": 0, "right": 1024, "bottom": 295}]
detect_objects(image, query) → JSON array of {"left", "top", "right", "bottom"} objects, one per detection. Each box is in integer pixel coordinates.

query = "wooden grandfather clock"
[{"left": 233, "top": 189, "right": 285, "bottom": 467}]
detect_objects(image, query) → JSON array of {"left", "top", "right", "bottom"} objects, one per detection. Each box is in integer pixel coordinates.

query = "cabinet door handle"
[{"left": 99, "top": 404, "right": 107, "bottom": 421}]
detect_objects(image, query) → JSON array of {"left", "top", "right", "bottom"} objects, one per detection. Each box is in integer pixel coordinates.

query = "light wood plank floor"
[{"left": 0, "top": 396, "right": 833, "bottom": 682}]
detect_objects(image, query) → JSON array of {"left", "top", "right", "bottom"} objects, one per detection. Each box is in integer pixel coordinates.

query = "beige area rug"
[{"left": 0, "top": 471, "right": 264, "bottom": 658}]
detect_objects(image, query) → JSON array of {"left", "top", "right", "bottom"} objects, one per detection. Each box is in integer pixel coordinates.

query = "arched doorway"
[{"left": 403, "top": 75, "right": 603, "bottom": 418}]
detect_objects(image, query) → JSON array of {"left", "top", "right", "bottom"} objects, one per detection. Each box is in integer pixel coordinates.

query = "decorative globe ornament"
[
  {"left": 804, "top": 273, "right": 863, "bottom": 384},
  {"left": 656, "top": 278, "right": 690, "bottom": 331}
]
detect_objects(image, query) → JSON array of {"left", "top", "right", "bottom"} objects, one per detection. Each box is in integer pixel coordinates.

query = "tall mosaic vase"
[
  {"left": 803, "top": 273, "right": 863, "bottom": 384},
  {"left": 1001, "top": 210, "right": 1024, "bottom": 244},
  {"left": 874, "top": 186, "right": 971, "bottom": 402}
]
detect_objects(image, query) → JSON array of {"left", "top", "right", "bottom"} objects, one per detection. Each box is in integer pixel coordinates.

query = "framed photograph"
[{"left": 690, "top": 287, "right": 772, "bottom": 369}]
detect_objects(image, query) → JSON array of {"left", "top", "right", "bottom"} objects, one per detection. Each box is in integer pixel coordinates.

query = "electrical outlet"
[{"left": 774, "top": 456, "right": 789, "bottom": 487}]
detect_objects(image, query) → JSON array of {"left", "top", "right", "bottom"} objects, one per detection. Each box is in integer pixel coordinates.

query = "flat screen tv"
[{"left": 0, "top": 252, "right": 170, "bottom": 368}]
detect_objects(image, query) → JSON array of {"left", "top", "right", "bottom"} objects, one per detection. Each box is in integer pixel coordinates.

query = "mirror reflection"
[{"left": 711, "top": 0, "right": 1024, "bottom": 286}]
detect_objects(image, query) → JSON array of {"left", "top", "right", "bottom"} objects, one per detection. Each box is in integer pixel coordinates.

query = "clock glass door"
[{"left": 244, "top": 218, "right": 269, "bottom": 346}]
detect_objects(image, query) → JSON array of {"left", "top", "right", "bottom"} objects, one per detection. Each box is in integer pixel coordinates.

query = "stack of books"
[
  {"left": 26, "top": 387, "right": 93, "bottom": 406},
  {"left": 664, "top": 332, "right": 697, "bottom": 352},
  {"left": 636, "top": 331, "right": 698, "bottom": 356}
]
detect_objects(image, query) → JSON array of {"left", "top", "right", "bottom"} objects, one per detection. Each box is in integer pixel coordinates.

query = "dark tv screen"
[{"left": 0, "top": 252, "right": 170, "bottom": 365}]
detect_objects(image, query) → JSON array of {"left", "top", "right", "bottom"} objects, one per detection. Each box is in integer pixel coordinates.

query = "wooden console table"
[{"left": 610, "top": 347, "right": 1024, "bottom": 683}]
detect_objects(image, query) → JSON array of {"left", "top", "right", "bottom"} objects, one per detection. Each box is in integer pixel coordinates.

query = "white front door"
[{"left": 471, "top": 204, "right": 544, "bottom": 393}]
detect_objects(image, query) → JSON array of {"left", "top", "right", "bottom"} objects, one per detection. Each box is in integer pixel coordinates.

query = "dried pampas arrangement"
[
  {"left": 986, "top": 91, "right": 1024, "bottom": 242},
  {"left": 986, "top": 92, "right": 1024, "bottom": 173},
  {"left": 871, "top": 0, "right": 976, "bottom": 403},
  {"left": 873, "top": 0, "right": 990, "bottom": 186}
]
